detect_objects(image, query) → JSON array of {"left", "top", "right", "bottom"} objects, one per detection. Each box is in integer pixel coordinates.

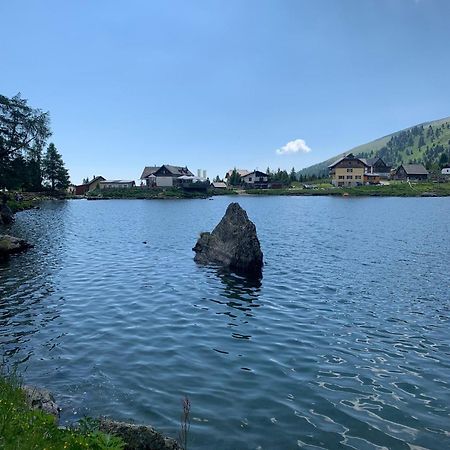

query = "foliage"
[
  {"left": 42, "top": 143, "right": 70, "bottom": 191},
  {"left": 177, "top": 396, "right": 191, "bottom": 450},
  {"left": 228, "top": 168, "right": 241, "bottom": 186},
  {"left": 0, "top": 93, "right": 72, "bottom": 192},
  {"left": 267, "top": 168, "right": 291, "bottom": 186},
  {"left": 245, "top": 181, "right": 450, "bottom": 197},
  {"left": 298, "top": 117, "right": 450, "bottom": 179},
  {"left": 87, "top": 187, "right": 211, "bottom": 199},
  {"left": 0, "top": 371, "right": 124, "bottom": 450},
  {"left": 0, "top": 93, "right": 51, "bottom": 160},
  {"left": 290, "top": 167, "right": 297, "bottom": 182}
]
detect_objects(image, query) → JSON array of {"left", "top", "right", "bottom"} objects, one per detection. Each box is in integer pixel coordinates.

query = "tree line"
[
  {"left": 0, "top": 93, "right": 70, "bottom": 192},
  {"left": 358, "top": 122, "right": 450, "bottom": 171}
]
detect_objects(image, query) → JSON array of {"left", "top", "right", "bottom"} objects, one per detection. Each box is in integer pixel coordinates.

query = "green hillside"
[{"left": 298, "top": 117, "right": 450, "bottom": 179}]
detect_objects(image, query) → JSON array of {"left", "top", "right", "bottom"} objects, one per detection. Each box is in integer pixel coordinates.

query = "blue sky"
[{"left": 1, "top": 0, "right": 449, "bottom": 183}]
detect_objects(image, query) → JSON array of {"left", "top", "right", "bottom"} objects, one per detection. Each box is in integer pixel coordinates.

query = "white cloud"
[{"left": 276, "top": 139, "right": 311, "bottom": 155}]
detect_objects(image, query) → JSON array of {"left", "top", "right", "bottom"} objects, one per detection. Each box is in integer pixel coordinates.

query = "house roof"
[
  {"left": 154, "top": 165, "right": 194, "bottom": 177},
  {"left": 100, "top": 180, "right": 135, "bottom": 184},
  {"left": 87, "top": 176, "right": 105, "bottom": 186},
  {"left": 243, "top": 170, "right": 268, "bottom": 178},
  {"left": 328, "top": 153, "right": 369, "bottom": 169},
  {"left": 212, "top": 182, "right": 227, "bottom": 188},
  {"left": 225, "top": 169, "right": 250, "bottom": 178},
  {"left": 140, "top": 166, "right": 160, "bottom": 179},
  {"left": 360, "top": 157, "right": 380, "bottom": 167},
  {"left": 399, "top": 164, "right": 429, "bottom": 175}
]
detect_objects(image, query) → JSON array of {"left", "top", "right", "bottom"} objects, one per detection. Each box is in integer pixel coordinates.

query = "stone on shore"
[
  {"left": 0, "top": 203, "right": 14, "bottom": 225},
  {"left": 0, "top": 234, "right": 33, "bottom": 258},
  {"left": 22, "top": 385, "right": 60, "bottom": 419},
  {"left": 98, "top": 419, "right": 181, "bottom": 450},
  {"left": 193, "top": 202, "right": 263, "bottom": 277}
]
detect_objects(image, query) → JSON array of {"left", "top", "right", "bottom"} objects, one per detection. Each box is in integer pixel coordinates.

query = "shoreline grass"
[
  {"left": 245, "top": 182, "right": 450, "bottom": 197},
  {"left": 0, "top": 372, "right": 124, "bottom": 450}
]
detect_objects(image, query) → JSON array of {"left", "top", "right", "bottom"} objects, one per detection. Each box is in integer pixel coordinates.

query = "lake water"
[{"left": 1, "top": 196, "right": 449, "bottom": 449}]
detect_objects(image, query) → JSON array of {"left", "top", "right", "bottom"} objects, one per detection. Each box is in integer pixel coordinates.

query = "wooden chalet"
[
  {"left": 361, "top": 156, "right": 391, "bottom": 179},
  {"left": 394, "top": 164, "right": 428, "bottom": 181},
  {"left": 242, "top": 170, "right": 269, "bottom": 188},
  {"left": 75, "top": 176, "right": 105, "bottom": 195}
]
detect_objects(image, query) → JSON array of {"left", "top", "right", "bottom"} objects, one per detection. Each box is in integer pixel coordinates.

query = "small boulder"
[
  {"left": 98, "top": 419, "right": 181, "bottom": 450},
  {"left": 0, "top": 203, "right": 14, "bottom": 225},
  {"left": 0, "top": 234, "right": 33, "bottom": 258},
  {"left": 193, "top": 202, "right": 263, "bottom": 277},
  {"left": 22, "top": 385, "right": 60, "bottom": 420}
]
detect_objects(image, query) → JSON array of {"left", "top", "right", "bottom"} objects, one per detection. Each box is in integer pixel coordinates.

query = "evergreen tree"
[
  {"left": 439, "top": 152, "right": 449, "bottom": 167},
  {"left": 42, "top": 143, "right": 70, "bottom": 191},
  {"left": 228, "top": 168, "right": 241, "bottom": 186},
  {"left": 290, "top": 167, "right": 297, "bottom": 182}
]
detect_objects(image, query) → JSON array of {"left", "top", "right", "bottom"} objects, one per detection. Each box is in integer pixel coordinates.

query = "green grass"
[
  {"left": 0, "top": 372, "right": 124, "bottom": 450},
  {"left": 87, "top": 187, "right": 211, "bottom": 199},
  {"left": 245, "top": 182, "right": 450, "bottom": 197}
]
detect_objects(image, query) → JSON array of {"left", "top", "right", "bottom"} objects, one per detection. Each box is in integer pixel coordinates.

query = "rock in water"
[
  {"left": 193, "top": 202, "right": 263, "bottom": 277},
  {"left": 0, "top": 234, "right": 33, "bottom": 258},
  {"left": 98, "top": 419, "right": 181, "bottom": 450},
  {"left": 0, "top": 203, "right": 14, "bottom": 225},
  {"left": 22, "top": 385, "right": 60, "bottom": 419}
]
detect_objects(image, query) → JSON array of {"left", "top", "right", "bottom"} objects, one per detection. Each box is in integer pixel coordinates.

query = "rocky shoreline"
[{"left": 23, "top": 385, "right": 181, "bottom": 450}]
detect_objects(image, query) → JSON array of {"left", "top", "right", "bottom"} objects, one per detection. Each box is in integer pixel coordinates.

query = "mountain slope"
[{"left": 298, "top": 117, "right": 450, "bottom": 178}]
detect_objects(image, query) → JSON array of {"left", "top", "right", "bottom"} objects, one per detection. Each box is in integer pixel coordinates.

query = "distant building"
[
  {"left": 99, "top": 180, "right": 135, "bottom": 189},
  {"left": 363, "top": 173, "right": 381, "bottom": 185},
  {"left": 140, "top": 166, "right": 160, "bottom": 187},
  {"left": 66, "top": 184, "right": 76, "bottom": 195},
  {"left": 360, "top": 156, "right": 391, "bottom": 179},
  {"left": 441, "top": 164, "right": 450, "bottom": 176},
  {"left": 394, "top": 164, "right": 428, "bottom": 181},
  {"left": 140, "top": 165, "right": 194, "bottom": 188},
  {"left": 75, "top": 176, "right": 105, "bottom": 195},
  {"left": 242, "top": 170, "right": 269, "bottom": 188},
  {"left": 225, "top": 169, "right": 250, "bottom": 181},
  {"left": 212, "top": 181, "right": 227, "bottom": 189},
  {"left": 328, "top": 153, "right": 368, "bottom": 187}
]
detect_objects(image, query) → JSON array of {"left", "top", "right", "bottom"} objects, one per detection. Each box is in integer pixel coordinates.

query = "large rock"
[
  {"left": 193, "top": 202, "right": 263, "bottom": 277},
  {"left": 98, "top": 419, "right": 181, "bottom": 450},
  {"left": 22, "top": 385, "right": 60, "bottom": 419},
  {"left": 0, "top": 203, "right": 14, "bottom": 225},
  {"left": 0, "top": 234, "right": 33, "bottom": 258}
]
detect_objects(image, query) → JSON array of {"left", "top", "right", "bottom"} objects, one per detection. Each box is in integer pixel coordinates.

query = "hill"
[{"left": 298, "top": 117, "right": 450, "bottom": 179}]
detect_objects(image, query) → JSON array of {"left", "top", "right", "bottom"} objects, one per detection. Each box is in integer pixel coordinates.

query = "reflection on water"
[
  {"left": 0, "top": 202, "right": 67, "bottom": 366},
  {"left": 1, "top": 197, "right": 450, "bottom": 450},
  {"left": 214, "top": 269, "right": 261, "bottom": 314}
]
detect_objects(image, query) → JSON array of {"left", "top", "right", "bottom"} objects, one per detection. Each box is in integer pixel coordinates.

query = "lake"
[{"left": 1, "top": 196, "right": 449, "bottom": 449}]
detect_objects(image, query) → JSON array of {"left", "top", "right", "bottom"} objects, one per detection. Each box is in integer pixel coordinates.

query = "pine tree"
[
  {"left": 42, "top": 143, "right": 70, "bottom": 191},
  {"left": 290, "top": 167, "right": 297, "bottom": 182}
]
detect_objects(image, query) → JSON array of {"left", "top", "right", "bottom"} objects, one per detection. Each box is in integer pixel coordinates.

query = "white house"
[
  {"left": 441, "top": 164, "right": 450, "bottom": 176},
  {"left": 99, "top": 180, "right": 136, "bottom": 189},
  {"left": 242, "top": 170, "right": 269, "bottom": 187}
]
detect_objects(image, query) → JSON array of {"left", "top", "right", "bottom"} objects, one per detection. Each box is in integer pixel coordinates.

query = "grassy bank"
[
  {"left": 246, "top": 182, "right": 450, "bottom": 197},
  {"left": 0, "top": 373, "right": 124, "bottom": 450},
  {"left": 87, "top": 187, "right": 212, "bottom": 199}
]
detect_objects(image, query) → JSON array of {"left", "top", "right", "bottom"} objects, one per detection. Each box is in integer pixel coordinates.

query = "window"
[
  {"left": 347, "top": 168, "right": 353, "bottom": 173},
  {"left": 347, "top": 175, "right": 353, "bottom": 179},
  {"left": 355, "top": 175, "right": 361, "bottom": 179},
  {"left": 249, "top": 177, "right": 252, "bottom": 181},
  {"left": 338, "top": 175, "right": 344, "bottom": 179}
]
